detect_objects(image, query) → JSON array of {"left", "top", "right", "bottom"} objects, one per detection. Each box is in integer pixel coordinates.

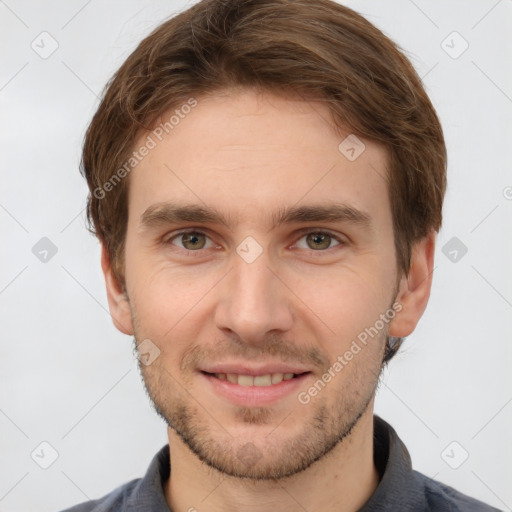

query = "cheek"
[
  {"left": 286, "top": 264, "right": 394, "bottom": 350},
  {"left": 126, "top": 255, "right": 221, "bottom": 345}
]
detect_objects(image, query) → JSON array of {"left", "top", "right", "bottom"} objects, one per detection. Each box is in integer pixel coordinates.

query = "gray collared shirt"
[{"left": 60, "top": 416, "right": 501, "bottom": 511}]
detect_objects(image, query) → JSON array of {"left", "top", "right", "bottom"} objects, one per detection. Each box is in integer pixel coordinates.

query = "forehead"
[{"left": 127, "top": 88, "right": 391, "bottom": 230}]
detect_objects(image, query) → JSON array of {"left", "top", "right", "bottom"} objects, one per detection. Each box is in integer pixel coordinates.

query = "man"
[{"left": 62, "top": 0, "right": 499, "bottom": 510}]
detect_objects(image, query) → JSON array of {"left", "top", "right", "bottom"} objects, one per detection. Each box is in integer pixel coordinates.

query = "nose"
[{"left": 214, "top": 249, "right": 294, "bottom": 346}]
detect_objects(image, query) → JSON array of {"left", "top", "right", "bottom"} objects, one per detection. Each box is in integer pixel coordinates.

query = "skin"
[{"left": 102, "top": 87, "right": 435, "bottom": 512}]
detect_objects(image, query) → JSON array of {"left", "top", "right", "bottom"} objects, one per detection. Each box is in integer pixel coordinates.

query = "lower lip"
[{"left": 200, "top": 372, "right": 311, "bottom": 406}]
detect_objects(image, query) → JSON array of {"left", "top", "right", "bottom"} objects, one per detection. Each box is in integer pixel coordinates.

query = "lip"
[
  {"left": 200, "top": 371, "right": 311, "bottom": 406},
  {"left": 199, "top": 363, "right": 311, "bottom": 376}
]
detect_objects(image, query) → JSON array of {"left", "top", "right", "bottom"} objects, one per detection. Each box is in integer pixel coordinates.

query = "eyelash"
[{"left": 164, "top": 228, "right": 346, "bottom": 256}]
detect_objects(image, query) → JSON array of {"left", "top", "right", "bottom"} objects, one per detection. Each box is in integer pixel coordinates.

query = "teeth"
[
  {"left": 238, "top": 375, "right": 254, "bottom": 387},
  {"left": 271, "top": 373, "right": 284, "bottom": 384},
  {"left": 212, "top": 372, "right": 301, "bottom": 386},
  {"left": 254, "top": 375, "right": 272, "bottom": 386},
  {"left": 226, "top": 373, "right": 238, "bottom": 384}
]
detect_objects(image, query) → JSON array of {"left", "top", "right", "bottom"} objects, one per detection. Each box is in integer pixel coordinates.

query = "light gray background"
[{"left": 1, "top": 0, "right": 511, "bottom": 510}]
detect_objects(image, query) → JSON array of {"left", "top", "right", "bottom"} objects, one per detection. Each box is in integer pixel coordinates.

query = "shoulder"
[
  {"left": 57, "top": 478, "right": 140, "bottom": 512},
  {"left": 414, "top": 471, "right": 503, "bottom": 512},
  {"left": 57, "top": 444, "right": 170, "bottom": 512}
]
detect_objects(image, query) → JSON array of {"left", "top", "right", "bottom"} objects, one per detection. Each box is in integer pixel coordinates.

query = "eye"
[
  {"left": 294, "top": 230, "right": 343, "bottom": 251},
  {"left": 166, "top": 230, "right": 214, "bottom": 251},
  {"left": 164, "top": 228, "right": 345, "bottom": 254}
]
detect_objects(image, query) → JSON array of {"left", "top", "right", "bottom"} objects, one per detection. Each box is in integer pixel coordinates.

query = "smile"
[
  {"left": 205, "top": 372, "right": 302, "bottom": 386},
  {"left": 200, "top": 369, "right": 312, "bottom": 406}
]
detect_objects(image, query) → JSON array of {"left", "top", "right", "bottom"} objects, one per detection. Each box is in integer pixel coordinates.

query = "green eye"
[
  {"left": 296, "top": 231, "right": 342, "bottom": 251},
  {"left": 306, "top": 232, "right": 332, "bottom": 250},
  {"left": 168, "top": 231, "right": 211, "bottom": 251},
  {"left": 181, "top": 232, "right": 206, "bottom": 250},
  {"left": 166, "top": 229, "right": 344, "bottom": 255}
]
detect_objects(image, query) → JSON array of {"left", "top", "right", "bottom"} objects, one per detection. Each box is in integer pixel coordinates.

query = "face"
[{"left": 109, "top": 88, "right": 409, "bottom": 479}]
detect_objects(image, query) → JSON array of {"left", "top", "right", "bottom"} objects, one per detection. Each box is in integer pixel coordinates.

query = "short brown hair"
[{"left": 81, "top": 0, "right": 447, "bottom": 362}]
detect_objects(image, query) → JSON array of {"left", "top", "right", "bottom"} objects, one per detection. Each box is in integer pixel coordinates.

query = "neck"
[{"left": 164, "top": 407, "right": 380, "bottom": 512}]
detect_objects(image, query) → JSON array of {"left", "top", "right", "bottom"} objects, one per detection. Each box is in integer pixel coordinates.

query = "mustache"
[{"left": 180, "top": 333, "right": 329, "bottom": 373}]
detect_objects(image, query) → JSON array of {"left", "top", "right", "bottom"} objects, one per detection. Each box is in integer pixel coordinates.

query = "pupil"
[
  {"left": 308, "top": 233, "right": 330, "bottom": 250},
  {"left": 183, "top": 233, "right": 205, "bottom": 249}
]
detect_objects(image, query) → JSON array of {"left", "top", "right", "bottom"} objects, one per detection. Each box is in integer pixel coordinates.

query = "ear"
[
  {"left": 388, "top": 231, "right": 435, "bottom": 338},
  {"left": 101, "top": 244, "right": 133, "bottom": 335}
]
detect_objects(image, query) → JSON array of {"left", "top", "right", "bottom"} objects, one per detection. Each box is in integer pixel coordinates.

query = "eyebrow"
[{"left": 139, "top": 201, "right": 373, "bottom": 232}]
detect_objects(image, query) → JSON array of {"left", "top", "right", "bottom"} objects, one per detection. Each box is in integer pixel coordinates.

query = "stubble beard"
[{"left": 133, "top": 328, "right": 386, "bottom": 481}]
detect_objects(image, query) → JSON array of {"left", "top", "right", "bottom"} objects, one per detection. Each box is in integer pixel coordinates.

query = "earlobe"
[
  {"left": 101, "top": 244, "right": 133, "bottom": 335},
  {"left": 388, "top": 231, "right": 436, "bottom": 338}
]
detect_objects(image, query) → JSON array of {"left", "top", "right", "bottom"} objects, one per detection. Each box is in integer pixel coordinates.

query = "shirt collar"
[{"left": 360, "top": 415, "right": 428, "bottom": 511}]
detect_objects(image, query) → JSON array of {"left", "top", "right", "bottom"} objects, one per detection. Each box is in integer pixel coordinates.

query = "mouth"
[
  {"left": 201, "top": 371, "right": 308, "bottom": 386},
  {"left": 199, "top": 368, "right": 312, "bottom": 406}
]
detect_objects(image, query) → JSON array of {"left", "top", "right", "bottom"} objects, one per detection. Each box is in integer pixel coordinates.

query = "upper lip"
[{"left": 200, "top": 363, "right": 311, "bottom": 376}]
